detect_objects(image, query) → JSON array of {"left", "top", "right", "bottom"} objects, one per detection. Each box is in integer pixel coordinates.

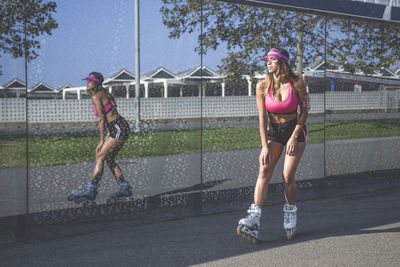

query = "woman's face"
[
  {"left": 86, "top": 80, "right": 96, "bottom": 92},
  {"left": 266, "top": 56, "right": 279, "bottom": 73}
]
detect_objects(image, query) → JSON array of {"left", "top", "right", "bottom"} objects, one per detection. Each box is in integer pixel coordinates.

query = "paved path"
[{"left": 0, "top": 187, "right": 399, "bottom": 267}]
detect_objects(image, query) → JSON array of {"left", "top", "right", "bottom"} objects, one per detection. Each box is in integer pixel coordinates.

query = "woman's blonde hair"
[{"left": 262, "top": 47, "right": 299, "bottom": 96}]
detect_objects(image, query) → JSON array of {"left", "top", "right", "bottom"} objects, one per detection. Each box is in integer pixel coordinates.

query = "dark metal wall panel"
[{"left": 225, "top": 0, "right": 400, "bottom": 23}]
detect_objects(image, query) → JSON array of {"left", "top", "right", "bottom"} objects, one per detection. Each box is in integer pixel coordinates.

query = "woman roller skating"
[
  {"left": 237, "top": 47, "right": 310, "bottom": 242},
  {"left": 67, "top": 72, "right": 132, "bottom": 205}
]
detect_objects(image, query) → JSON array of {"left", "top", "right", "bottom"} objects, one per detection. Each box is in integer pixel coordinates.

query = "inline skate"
[
  {"left": 283, "top": 203, "right": 297, "bottom": 240},
  {"left": 237, "top": 204, "right": 262, "bottom": 243},
  {"left": 67, "top": 181, "right": 98, "bottom": 205}
]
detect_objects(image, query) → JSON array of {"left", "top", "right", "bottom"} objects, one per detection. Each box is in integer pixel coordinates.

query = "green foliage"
[
  {"left": 0, "top": 0, "right": 58, "bottom": 62},
  {"left": 160, "top": 0, "right": 325, "bottom": 80},
  {"left": 160, "top": 1, "right": 399, "bottom": 78},
  {"left": 327, "top": 18, "right": 400, "bottom": 74}
]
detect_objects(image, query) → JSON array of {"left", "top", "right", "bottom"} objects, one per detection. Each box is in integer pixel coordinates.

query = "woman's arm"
[
  {"left": 92, "top": 93, "right": 106, "bottom": 142},
  {"left": 291, "top": 78, "right": 309, "bottom": 139},
  {"left": 256, "top": 81, "right": 268, "bottom": 147}
]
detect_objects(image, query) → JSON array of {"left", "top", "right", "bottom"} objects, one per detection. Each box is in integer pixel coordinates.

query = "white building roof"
[
  {"left": 58, "top": 83, "right": 73, "bottom": 91},
  {"left": 29, "top": 82, "right": 57, "bottom": 93},
  {"left": 176, "top": 65, "right": 224, "bottom": 80},
  {"left": 103, "top": 68, "right": 135, "bottom": 85},
  {"left": 3, "top": 77, "right": 26, "bottom": 90}
]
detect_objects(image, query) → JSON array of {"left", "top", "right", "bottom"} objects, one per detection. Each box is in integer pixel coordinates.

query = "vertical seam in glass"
[
  {"left": 200, "top": 0, "right": 204, "bottom": 187},
  {"left": 323, "top": 16, "right": 327, "bottom": 179},
  {"left": 24, "top": 11, "right": 29, "bottom": 236}
]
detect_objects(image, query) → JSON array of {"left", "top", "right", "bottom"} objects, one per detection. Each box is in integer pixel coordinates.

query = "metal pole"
[
  {"left": 384, "top": 86, "right": 388, "bottom": 113},
  {"left": 323, "top": 16, "right": 327, "bottom": 179},
  {"left": 134, "top": 0, "right": 141, "bottom": 132},
  {"left": 23, "top": 5, "right": 30, "bottom": 240}
]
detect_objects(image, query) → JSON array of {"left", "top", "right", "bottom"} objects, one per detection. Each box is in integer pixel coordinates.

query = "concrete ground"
[{"left": 0, "top": 187, "right": 399, "bottom": 267}]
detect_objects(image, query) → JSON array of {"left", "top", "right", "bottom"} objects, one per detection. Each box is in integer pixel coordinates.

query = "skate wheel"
[
  {"left": 286, "top": 229, "right": 296, "bottom": 240},
  {"left": 250, "top": 237, "right": 259, "bottom": 244},
  {"left": 236, "top": 225, "right": 243, "bottom": 236}
]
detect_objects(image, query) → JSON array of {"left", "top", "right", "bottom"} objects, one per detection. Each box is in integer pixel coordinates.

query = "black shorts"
[
  {"left": 267, "top": 118, "right": 307, "bottom": 145},
  {"left": 106, "top": 116, "right": 130, "bottom": 141}
]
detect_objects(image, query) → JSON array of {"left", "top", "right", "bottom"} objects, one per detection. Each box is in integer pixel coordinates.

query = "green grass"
[
  {"left": 1, "top": 118, "right": 399, "bottom": 168},
  {"left": 324, "top": 119, "right": 400, "bottom": 140}
]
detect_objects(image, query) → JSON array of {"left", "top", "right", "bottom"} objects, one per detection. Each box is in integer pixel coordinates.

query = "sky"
[
  {"left": 0, "top": 0, "right": 226, "bottom": 88},
  {"left": 1, "top": 1, "right": 398, "bottom": 88}
]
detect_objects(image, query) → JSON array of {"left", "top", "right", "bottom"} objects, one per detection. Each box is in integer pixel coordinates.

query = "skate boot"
[
  {"left": 283, "top": 203, "right": 297, "bottom": 240},
  {"left": 107, "top": 180, "right": 132, "bottom": 204},
  {"left": 67, "top": 181, "right": 98, "bottom": 205},
  {"left": 237, "top": 204, "right": 262, "bottom": 243}
]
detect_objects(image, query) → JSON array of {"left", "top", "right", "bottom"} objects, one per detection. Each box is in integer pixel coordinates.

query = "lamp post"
[{"left": 134, "top": 0, "right": 141, "bottom": 132}]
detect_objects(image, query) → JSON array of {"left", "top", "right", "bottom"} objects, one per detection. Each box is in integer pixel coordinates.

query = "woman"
[
  {"left": 237, "top": 48, "right": 310, "bottom": 242},
  {"left": 68, "top": 72, "right": 132, "bottom": 204}
]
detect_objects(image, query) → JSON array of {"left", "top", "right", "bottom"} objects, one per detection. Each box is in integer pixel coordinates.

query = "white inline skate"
[
  {"left": 237, "top": 204, "right": 262, "bottom": 243},
  {"left": 283, "top": 203, "right": 297, "bottom": 240}
]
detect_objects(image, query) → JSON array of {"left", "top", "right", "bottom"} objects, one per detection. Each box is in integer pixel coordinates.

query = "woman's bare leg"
[
  {"left": 282, "top": 142, "right": 306, "bottom": 205},
  {"left": 92, "top": 136, "right": 122, "bottom": 184},
  {"left": 254, "top": 141, "right": 284, "bottom": 206},
  {"left": 105, "top": 142, "right": 125, "bottom": 182}
]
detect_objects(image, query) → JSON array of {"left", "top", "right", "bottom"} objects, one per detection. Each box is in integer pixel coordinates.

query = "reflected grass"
[
  {"left": 1, "top": 118, "right": 399, "bottom": 168},
  {"left": 0, "top": 136, "right": 27, "bottom": 168},
  {"left": 324, "top": 119, "right": 400, "bottom": 140}
]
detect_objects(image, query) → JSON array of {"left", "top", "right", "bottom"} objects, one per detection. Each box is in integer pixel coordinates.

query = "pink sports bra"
[
  {"left": 93, "top": 102, "right": 115, "bottom": 117},
  {"left": 265, "top": 81, "right": 298, "bottom": 115}
]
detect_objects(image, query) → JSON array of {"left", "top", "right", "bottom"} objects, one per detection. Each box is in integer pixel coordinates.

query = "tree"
[
  {"left": 0, "top": 0, "right": 58, "bottom": 65},
  {"left": 161, "top": 0, "right": 399, "bottom": 79},
  {"left": 327, "top": 18, "right": 400, "bottom": 75},
  {"left": 160, "top": 0, "right": 325, "bottom": 81}
]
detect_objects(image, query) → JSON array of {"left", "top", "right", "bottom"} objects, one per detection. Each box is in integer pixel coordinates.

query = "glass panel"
[
  {"left": 0, "top": 29, "right": 28, "bottom": 241},
  {"left": 142, "top": 0, "right": 202, "bottom": 211},
  {"left": 325, "top": 18, "right": 400, "bottom": 176},
  {"left": 26, "top": 1, "right": 139, "bottom": 221},
  {"left": 25, "top": 0, "right": 202, "bottom": 224}
]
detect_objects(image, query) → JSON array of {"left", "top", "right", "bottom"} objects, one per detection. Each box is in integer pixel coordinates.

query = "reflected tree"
[
  {"left": 0, "top": 0, "right": 58, "bottom": 65},
  {"left": 161, "top": 0, "right": 400, "bottom": 79},
  {"left": 328, "top": 18, "right": 400, "bottom": 74},
  {"left": 160, "top": 0, "right": 324, "bottom": 80},
  {"left": 161, "top": 0, "right": 325, "bottom": 81}
]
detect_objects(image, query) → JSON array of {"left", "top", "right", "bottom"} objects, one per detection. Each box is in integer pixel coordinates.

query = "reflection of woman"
[
  {"left": 237, "top": 48, "right": 309, "bottom": 242},
  {"left": 68, "top": 72, "right": 132, "bottom": 204}
]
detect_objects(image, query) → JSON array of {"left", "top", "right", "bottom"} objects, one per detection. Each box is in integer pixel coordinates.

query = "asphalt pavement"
[{"left": 0, "top": 187, "right": 399, "bottom": 267}]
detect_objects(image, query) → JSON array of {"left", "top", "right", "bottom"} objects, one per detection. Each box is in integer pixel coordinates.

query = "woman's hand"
[
  {"left": 96, "top": 140, "right": 104, "bottom": 153},
  {"left": 286, "top": 137, "right": 298, "bottom": 156},
  {"left": 259, "top": 144, "right": 271, "bottom": 166}
]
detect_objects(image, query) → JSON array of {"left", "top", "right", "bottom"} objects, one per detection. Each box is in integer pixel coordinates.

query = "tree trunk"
[{"left": 296, "top": 13, "right": 304, "bottom": 76}]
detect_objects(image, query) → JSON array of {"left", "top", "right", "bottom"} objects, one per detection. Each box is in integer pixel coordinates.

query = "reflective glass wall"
[
  {"left": 23, "top": 0, "right": 202, "bottom": 221},
  {"left": 325, "top": 18, "right": 400, "bottom": 176},
  {"left": 0, "top": 0, "right": 399, "bottom": 241},
  {"left": 0, "top": 52, "right": 27, "bottom": 234},
  {"left": 26, "top": 1, "right": 141, "bottom": 220}
]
